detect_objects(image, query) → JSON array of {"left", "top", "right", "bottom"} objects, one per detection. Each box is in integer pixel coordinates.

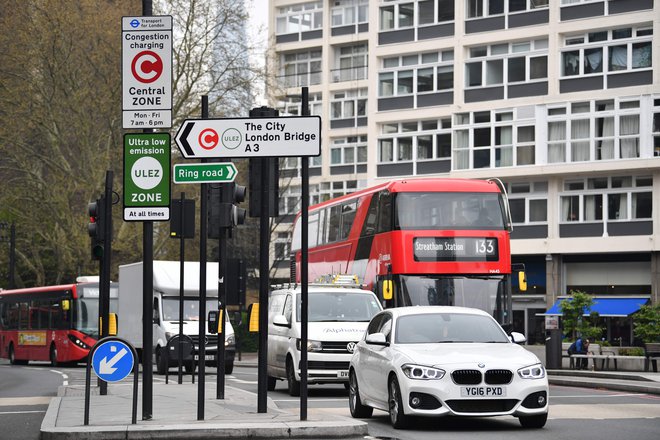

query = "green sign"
[
  {"left": 173, "top": 163, "right": 237, "bottom": 184},
  {"left": 123, "top": 133, "right": 171, "bottom": 221}
]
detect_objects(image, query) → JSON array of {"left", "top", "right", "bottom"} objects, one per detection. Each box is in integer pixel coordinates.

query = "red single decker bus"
[
  {"left": 0, "top": 277, "right": 118, "bottom": 365},
  {"left": 291, "top": 178, "right": 524, "bottom": 326}
]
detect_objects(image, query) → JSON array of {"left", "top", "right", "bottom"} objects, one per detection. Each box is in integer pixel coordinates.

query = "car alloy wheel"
[
  {"left": 388, "top": 376, "right": 409, "bottom": 429},
  {"left": 349, "top": 370, "right": 373, "bottom": 418}
]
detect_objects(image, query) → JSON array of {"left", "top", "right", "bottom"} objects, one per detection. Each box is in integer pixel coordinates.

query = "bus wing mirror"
[
  {"left": 247, "top": 303, "right": 259, "bottom": 332},
  {"left": 518, "top": 271, "right": 527, "bottom": 292},
  {"left": 382, "top": 280, "right": 393, "bottom": 301},
  {"left": 61, "top": 300, "right": 70, "bottom": 311}
]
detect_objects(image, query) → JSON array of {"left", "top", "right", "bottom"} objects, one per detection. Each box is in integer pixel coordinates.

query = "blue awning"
[{"left": 541, "top": 297, "right": 649, "bottom": 317}]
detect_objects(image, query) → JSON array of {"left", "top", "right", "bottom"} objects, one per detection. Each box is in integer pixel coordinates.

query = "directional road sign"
[
  {"left": 122, "top": 16, "right": 172, "bottom": 129},
  {"left": 173, "top": 162, "right": 237, "bottom": 184},
  {"left": 92, "top": 340, "right": 135, "bottom": 383},
  {"left": 174, "top": 116, "right": 321, "bottom": 159}
]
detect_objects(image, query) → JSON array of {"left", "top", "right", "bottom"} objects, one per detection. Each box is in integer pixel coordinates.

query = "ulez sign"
[{"left": 123, "top": 133, "right": 171, "bottom": 221}]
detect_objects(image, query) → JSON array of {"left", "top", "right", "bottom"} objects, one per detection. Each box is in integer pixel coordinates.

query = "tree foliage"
[
  {"left": 633, "top": 304, "right": 660, "bottom": 344},
  {"left": 0, "top": 0, "right": 268, "bottom": 287},
  {"left": 559, "top": 290, "right": 603, "bottom": 341}
]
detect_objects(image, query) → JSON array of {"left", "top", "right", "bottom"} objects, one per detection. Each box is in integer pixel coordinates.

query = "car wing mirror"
[
  {"left": 365, "top": 332, "right": 388, "bottom": 346},
  {"left": 273, "top": 314, "right": 290, "bottom": 327},
  {"left": 510, "top": 332, "right": 526, "bottom": 344}
]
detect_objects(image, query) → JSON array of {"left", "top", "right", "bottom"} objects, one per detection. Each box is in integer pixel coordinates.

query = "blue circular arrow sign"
[{"left": 91, "top": 340, "right": 134, "bottom": 383}]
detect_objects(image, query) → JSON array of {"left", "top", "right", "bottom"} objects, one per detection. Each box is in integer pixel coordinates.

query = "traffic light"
[
  {"left": 208, "top": 182, "right": 246, "bottom": 237},
  {"left": 88, "top": 196, "right": 105, "bottom": 260},
  {"left": 231, "top": 184, "right": 246, "bottom": 226},
  {"left": 248, "top": 157, "right": 279, "bottom": 218}
]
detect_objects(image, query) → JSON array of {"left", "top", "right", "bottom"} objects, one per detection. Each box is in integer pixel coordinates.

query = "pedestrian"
[{"left": 568, "top": 336, "right": 590, "bottom": 369}]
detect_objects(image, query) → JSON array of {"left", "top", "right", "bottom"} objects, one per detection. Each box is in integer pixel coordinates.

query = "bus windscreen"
[{"left": 394, "top": 192, "right": 506, "bottom": 230}]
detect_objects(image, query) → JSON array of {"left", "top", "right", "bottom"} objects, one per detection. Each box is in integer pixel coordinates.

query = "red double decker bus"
[
  {"left": 291, "top": 178, "right": 524, "bottom": 326},
  {"left": 0, "top": 277, "right": 117, "bottom": 365}
]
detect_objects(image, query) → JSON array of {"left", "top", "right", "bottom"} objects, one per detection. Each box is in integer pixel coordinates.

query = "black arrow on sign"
[{"left": 177, "top": 121, "right": 195, "bottom": 157}]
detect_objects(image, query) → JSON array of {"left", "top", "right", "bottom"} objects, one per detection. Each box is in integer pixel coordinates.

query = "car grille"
[
  {"left": 320, "top": 341, "right": 355, "bottom": 354},
  {"left": 451, "top": 369, "right": 482, "bottom": 385},
  {"left": 189, "top": 335, "right": 218, "bottom": 347},
  {"left": 445, "top": 399, "right": 518, "bottom": 413},
  {"left": 305, "top": 361, "right": 350, "bottom": 370},
  {"left": 451, "top": 369, "right": 513, "bottom": 385},
  {"left": 485, "top": 369, "right": 513, "bottom": 385}
]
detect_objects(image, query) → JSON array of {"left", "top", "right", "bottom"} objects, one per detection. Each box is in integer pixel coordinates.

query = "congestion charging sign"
[
  {"left": 123, "top": 133, "right": 171, "bottom": 221},
  {"left": 122, "top": 16, "right": 172, "bottom": 129}
]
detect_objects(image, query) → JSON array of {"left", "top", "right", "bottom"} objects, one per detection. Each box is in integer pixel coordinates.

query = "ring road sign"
[
  {"left": 123, "top": 133, "right": 171, "bottom": 221},
  {"left": 92, "top": 340, "right": 135, "bottom": 383},
  {"left": 122, "top": 16, "right": 172, "bottom": 129},
  {"left": 174, "top": 116, "right": 321, "bottom": 159},
  {"left": 173, "top": 163, "right": 237, "bottom": 184}
]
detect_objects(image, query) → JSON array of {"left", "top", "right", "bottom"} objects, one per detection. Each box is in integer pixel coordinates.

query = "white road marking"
[
  {"left": 0, "top": 410, "right": 47, "bottom": 415},
  {"left": 0, "top": 397, "right": 52, "bottom": 406}
]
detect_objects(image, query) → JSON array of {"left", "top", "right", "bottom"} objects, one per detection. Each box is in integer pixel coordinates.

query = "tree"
[
  {"left": 0, "top": 0, "right": 268, "bottom": 286},
  {"left": 559, "top": 290, "right": 603, "bottom": 341},
  {"left": 633, "top": 304, "right": 660, "bottom": 344}
]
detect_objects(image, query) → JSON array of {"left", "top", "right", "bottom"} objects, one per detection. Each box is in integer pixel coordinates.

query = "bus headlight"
[{"left": 68, "top": 334, "right": 90, "bottom": 350}]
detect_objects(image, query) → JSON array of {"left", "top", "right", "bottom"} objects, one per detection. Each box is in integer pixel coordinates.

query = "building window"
[
  {"left": 331, "top": 89, "right": 367, "bottom": 121},
  {"left": 331, "top": 0, "right": 368, "bottom": 27},
  {"left": 276, "top": 1, "right": 323, "bottom": 35},
  {"left": 452, "top": 107, "right": 535, "bottom": 170},
  {"left": 560, "top": 176, "right": 652, "bottom": 223},
  {"left": 418, "top": 0, "right": 455, "bottom": 25},
  {"left": 561, "top": 26, "right": 653, "bottom": 78},
  {"left": 379, "top": 50, "right": 454, "bottom": 100},
  {"left": 378, "top": 118, "right": 452, "bottom": 166},
  {"left": 653, "top": 98, "right": 660, "bottom": 156},
  {"left": 331, "top": 136, "right": 368, "bottom": 166},
  {"left": 465, "top": 39, "right": 548, "bottom": 92},
  {"left": 333, "top": 43, "right": 368, "bottom": 82},
  {"left": 274, "top": 232, "right": 292, "bottom": 260},
  {"left": 280, "top": 49, "right": 322, "bottom": 88},
  {"left": 276, "top": 93, "right": 322, "bottom": 117},
  {"left": 467, "top": 0, "right": 547, "bottom": 18},
  {"left": 506, "top": 181, "right": 548, "bottom": 224},
  {"left": 380, "top": 1, "right": 415, "bottom": 31},
  {"left": 546, "top": 98, "right": 643, "bottom": 164}
]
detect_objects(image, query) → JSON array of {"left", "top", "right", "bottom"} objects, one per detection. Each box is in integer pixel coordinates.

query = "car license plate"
[
  {"left": 460, "top": 386, "right": 506, "bottom": 397},
  {"left": 337, "top": 370, "right": 349, "bottom": 378},
  {"left": 194, "top": 355, "right": 215, "bottom": 361}
]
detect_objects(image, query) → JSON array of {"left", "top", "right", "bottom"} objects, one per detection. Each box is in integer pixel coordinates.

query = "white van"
[
  {"left": 267, "top": 283, "right": 382, "bottom": 396},
  {"left": 118, "top": 261, "right": 235, "bottom": 375}
]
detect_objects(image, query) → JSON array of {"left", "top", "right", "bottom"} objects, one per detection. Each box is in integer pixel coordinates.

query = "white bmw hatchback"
[{"left": 348, "top": 306, "right": 548, "bottom": 429}]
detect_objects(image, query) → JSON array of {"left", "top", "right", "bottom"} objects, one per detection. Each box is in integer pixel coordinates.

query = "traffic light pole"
[
  {"left": 300, "top": 87, "right": 309, "bottom": 421},
  {"left": 100, "top": 171, "right": 113, "bottom": 396},
  {"left": 198, "top": 94, "right": 209, "bottom": 421}
]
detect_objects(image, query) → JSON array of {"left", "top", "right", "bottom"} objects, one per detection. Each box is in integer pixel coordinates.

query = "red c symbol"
[
  {"left": 199, "top": 129, "right": 219, "bottom": 150},
  {"left": 131, "top": 51, "right": 163, "bottom": 84}
]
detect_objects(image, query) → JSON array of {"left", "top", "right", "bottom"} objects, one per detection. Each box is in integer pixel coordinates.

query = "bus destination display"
[{"left": 414, "top": 237, "right": 499, "bottom": 262}]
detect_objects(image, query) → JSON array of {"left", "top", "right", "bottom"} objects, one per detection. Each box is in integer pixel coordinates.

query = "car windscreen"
[
  {"left": 395, "top": 312, "right": 510, "bottom": 344},
  {"left": 297, "top": 292, "right": 382, "bottom": 322}
]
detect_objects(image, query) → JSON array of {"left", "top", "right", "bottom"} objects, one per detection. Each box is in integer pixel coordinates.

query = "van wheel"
[
  {"left": 267, "top": 376, "right": 277, "bottom": 391},
  {"left": 155, "top": 347, "right": 167, "bottom": 375},
  {"left": 224, "top": 361, "right": 234, "bottom": 375},
  {"left": 50, "top": 344, "right": 59, "bottom": 367},
  {"left": 286, "top": 357, "right": 300, "bottom": 397}
]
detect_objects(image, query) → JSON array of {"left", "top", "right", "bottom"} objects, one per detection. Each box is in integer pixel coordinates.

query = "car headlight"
[
  {"left": 518, "top": 363, "right": 546, "bottom": 379},
  {"left": 401, "top": 364, "right": 445, "bottom": 380},
  {"left": 225, "top": 334, "right": 235, "bottom": 346},
  {"left": 296, "top": 339, "right": 323, "bottom": 352}
]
